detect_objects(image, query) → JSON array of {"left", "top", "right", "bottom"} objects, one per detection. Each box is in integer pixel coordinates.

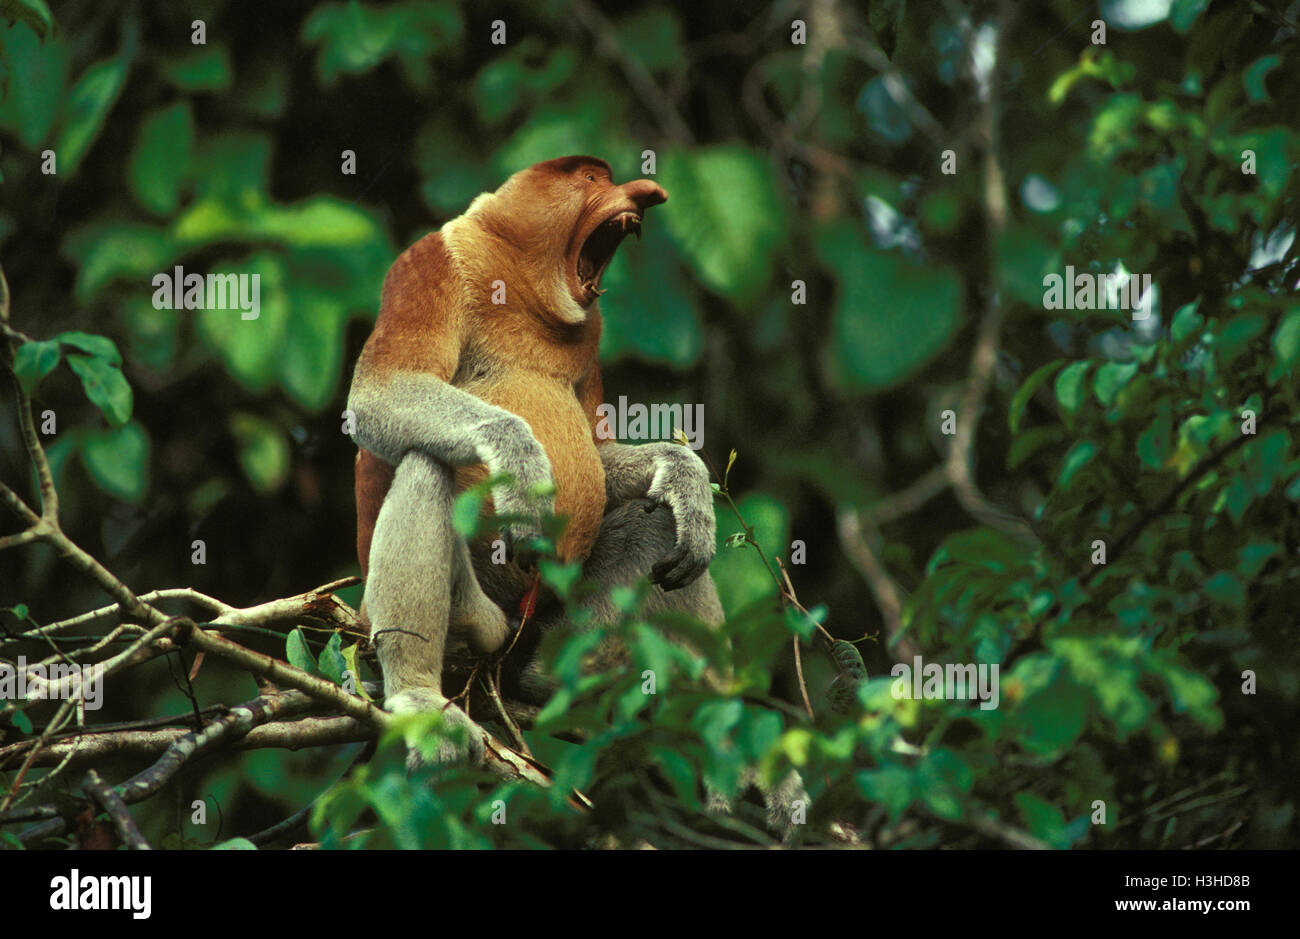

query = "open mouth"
[{"left": 576, "top": 210, "right": 642, "bottom": 304}]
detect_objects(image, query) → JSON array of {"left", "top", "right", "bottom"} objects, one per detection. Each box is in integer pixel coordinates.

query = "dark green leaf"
[
  {"left": 0, "top": 0, "right": 54, "bottom": 38},
  {"left": 57, "top": 330, "right": 121, "bottom": 365},
  {"left": 318, "top": 632, "right": 346, "bottom": 685},
  {"left": 1009, "top": 359, "right": 1063, "bottom": 432},
  {"left": 56, "top": 57, "right": 128, "bottom": 174},
  {"left": 12, "top": 339, "right": 60, "bottom": 394},
  {"left": 286, "top": 627, "right": 318, "bottom": 675},
  {"left": 80, "top": 421, "right": 148, "bottom": 501},
  {"left": 65, "top": 353, "right": 132, "bottom": 425},
  {"left": 128, "top": 101, "right": 194, "bottom": 215},
  {"left": 1054, "top": 361, "right": 1091, "bottom": 414}
]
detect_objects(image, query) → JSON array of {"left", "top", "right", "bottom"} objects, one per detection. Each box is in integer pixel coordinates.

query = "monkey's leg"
[
  {"left": 583, "top": 499, "right": 723, "bottom": 626},
  {"left": 506, "top": 499, "right": 723, "bottom": 704},
  {"left": 448, "top": 532, "right": 510, "bottom": 654},
  {"left": 594, "top": 502, "right": 806, "bottom": 841},
  {"left": 514, "top": 499, "right": 806, "bottom": 840},
  {"left": 365, "top": 451, "right": 481, "bottom": 764}
]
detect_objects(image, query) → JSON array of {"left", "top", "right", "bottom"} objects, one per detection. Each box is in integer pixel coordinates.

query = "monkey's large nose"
[{"left": 623, "top": 179, "right": 668, "bottom": 209}]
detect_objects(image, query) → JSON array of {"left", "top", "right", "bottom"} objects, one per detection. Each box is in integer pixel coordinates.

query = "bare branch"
[
  {"left": 572, "top": 0, "right": 694, "bottom": 144},
  {"left": 83, "top": 769, "right": 151, "bottom": 850},
  {"left": 837, "top": 509, "right": 921, "bottom": 661}
]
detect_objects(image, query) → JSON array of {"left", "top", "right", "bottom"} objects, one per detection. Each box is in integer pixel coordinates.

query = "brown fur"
[{"left": 354, "top": 157, "right": 666, "bottom": 580}]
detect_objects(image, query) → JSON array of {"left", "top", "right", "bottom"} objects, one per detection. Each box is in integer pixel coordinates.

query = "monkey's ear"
[{"left": 360, "top": 232, "right": 463, "bottom": 383}]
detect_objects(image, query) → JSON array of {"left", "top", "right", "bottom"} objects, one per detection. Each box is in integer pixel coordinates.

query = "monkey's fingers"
[{"left": 651, "top": 545, "right": 709, "bottom": 591}]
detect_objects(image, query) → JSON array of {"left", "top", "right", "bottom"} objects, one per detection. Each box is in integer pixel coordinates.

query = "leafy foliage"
[{"left": 1, "top": 0, "right": 1297, "bottom": 850}]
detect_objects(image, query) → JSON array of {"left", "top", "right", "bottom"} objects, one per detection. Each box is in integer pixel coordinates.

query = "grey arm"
[{"left": 348, "top": 371, "right": 554, "bottom": 541}]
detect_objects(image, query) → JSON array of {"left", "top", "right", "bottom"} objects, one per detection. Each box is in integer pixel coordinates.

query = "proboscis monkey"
[{"left": 347, "top": 156, "right": 722, "bottom": 763}]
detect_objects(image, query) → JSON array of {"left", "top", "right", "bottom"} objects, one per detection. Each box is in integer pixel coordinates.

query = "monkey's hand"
[
  {"left": 482, "top": 415, "right": 556, "bottom": 564},
  {"left": 644, "top": 445, "right": 717, "bottom": 590}
]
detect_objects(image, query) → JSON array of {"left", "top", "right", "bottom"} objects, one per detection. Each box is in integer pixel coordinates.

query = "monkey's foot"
[{"left": 384, "top": 688, "right": 485, "bottom": 768}]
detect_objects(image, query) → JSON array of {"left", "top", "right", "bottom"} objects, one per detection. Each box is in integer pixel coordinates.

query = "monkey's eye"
[{"left": 586, "top": 174, "right": 596, "bottom": 182}]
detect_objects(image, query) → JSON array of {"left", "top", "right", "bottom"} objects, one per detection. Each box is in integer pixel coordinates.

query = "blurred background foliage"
[{"left": 1, "top": 0, "right": 1298, "bottom": 848}]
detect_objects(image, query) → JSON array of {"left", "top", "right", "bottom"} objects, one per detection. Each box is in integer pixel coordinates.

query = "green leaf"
[
  {"left": 341, "top": 643, "right": 371, "bottom": 700},
  {"left": 1054, "top": 361, "right": 1091, "bottom": 414},
  {"left": 598, "top": 234, "right": 702, "bottom": 367},
  {"left": 1058, "top": 440, "right": 1097, "bottom": 490},
  {"left": 1237, "top": 541, "right": 1280, "bottom": 579},
  {"left": 692, "top": 698, "right": 743, "bottom": 749},
  {"left": 998, "top": 226, "right": 1060, "bottom": 305},
  {"left": 494, "top": 102, "right": 617, "bottom": 176},
  {"left": 916, "top": 748, "right": 973, "bottom": 820},
  {"left": 1009, "top": 359, "right": 1063, "bottom": 432},
  {"left": 452, "top": 486, "right": 488, "bottom": 538},
  {"left": 1017, "top": 672, "right": 1089, "bottom": 756},
  {"left": 128, "top": 101, "right": 194, "bottom": 215},
  {"left": 1137, "top": 400, "right": 1173, "bottom": 470},
  {"left": 197, "top": 253, "right": 290, "bottom": 390},
  {"left": 1151, "top": 658, "right": 1222, "bottom": 730},
  {"left": 80, "top": 421, "right": 148, "bottom": 502},
  {"left": 1204, "top": 571, "right": 1245, "bottom": 607},
  {"left": 286, "top": 628, "right": 318, "bottom": 675},
  {"left": 0, "top": 0, "right": 54, "bottom": 38},
  {"left": 229, "top": 413, "right": 291, "bottom": 494},
  {"left": 1015, "top": 792, "right": 1068, "bottom": 846},
  {"left": 1092, "top": 361, "right": 1138, "bottom": 407},
  {"left": 1214, "top": 313, "right": 1267, "bottom": 366},
  {"left": 61, "top": 222, "right": 174, "bottom": 301},
  {"left": 712, "top": 492, "right": 787, "bottom": 616},
  {"left": 659, "top": 147, "right": 786, "bottom": 302},
  {"left": 1008, "top": 425, "right": 1065, "bottom": 469},
  {"left": 57, "top": 330, "right": 121, "bottom": 365},
  {"left": 211, "top": 837, "right": 257, "bottom": 850},
  {"left": 187, "top": 133, "right": 271, "bottom": 202},
  {"left": 1169, "top": 0, "right": 1210, "bottom": 33},
  {"left": 472, "top": 57, "right": 526, "bottom": 124},
  {"left": 0, "top": 18, "right": 65, "bottom": 146},
  {"left": 613, "top": 8, "right": 685, "bottom": 73},
  {"left": 9, "top": 709, "right": 33, "bottom": 734},
  {"left": 161, "top": 46, "right": 232, "bottom": 92},
  {"left": 855, "top": 765, "right": 914, "bottom": 821},
  {"left": 1244, "top": 428, "right": 1290, "bottom": 496},
  {"left": 12, "top": 339, "right": 60, "bottom": 394},
  {"left": 820, "top": 221, "right": 961, "bottom": 392},
  {"left": 55, "top": 57, "right": 128, "bottom": 174},
  {"left": 277, "top": 285, "right": 347, "bottom": 410},
  {"left": 1170, "top": 301, "right": 1203, "bottom": 344},
  {"left": 318, "top": 632, "right": 346, "bottom": 685},
  {"left": 652, "top": 747, "right": 701, "bottom": 806},
  {"left": 300, "top": 1, "right": 463, "bottom": 87},
  {"left": 539, "top": 558, "right": 582, "bottom": 598},
  {"left": 65, "top": 354, "right": 132, "bottom": 426},
  {"left": 1270, "top": 308, "right": 1300, "bottom": 383},
  {"left": 1242, "top": 54, "right": 1281, "bottom": 103}
]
